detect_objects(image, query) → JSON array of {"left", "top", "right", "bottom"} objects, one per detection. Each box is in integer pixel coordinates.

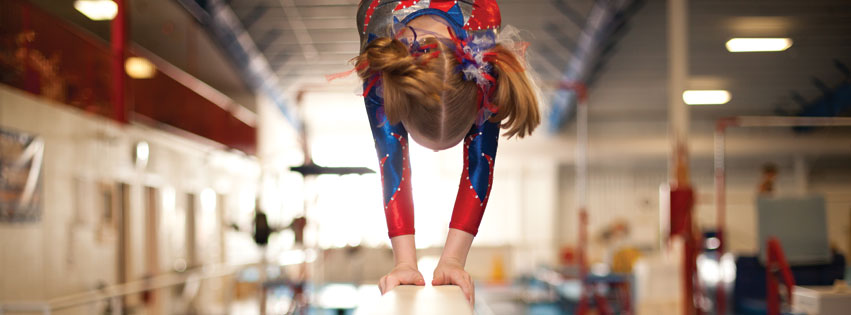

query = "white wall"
[{"left": 0, "top": 85, "right": 262, "bottom": 314}]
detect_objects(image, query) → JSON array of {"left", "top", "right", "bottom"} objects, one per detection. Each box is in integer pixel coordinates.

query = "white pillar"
[
  {"left": 668, "top": 0, "right": 690, "bottom": 185},
  {"left": 667, "top": 1, "right": 693, "bottom": 314}
]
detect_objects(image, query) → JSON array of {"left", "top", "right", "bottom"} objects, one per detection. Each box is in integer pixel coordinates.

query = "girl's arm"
[
  {"left": 364, "top": 81, "right": 415, "bottom": 238},
  {"left": 379, "top": 234, "right": 424, "bottom": 294},
  {"left": 448, "top": 119, "right": 500, "bottom": 235},
  {"left": 433, "top": 119, "right": 500, "bottom": 305},
  {"left": 364, "top": 80, "right": 424, "bottom": 293},
  {"left": 391, "top": 234, "right": 419, "bottom": 268},
  {"left": 433, "top": 228, "right": 476, "bottom": 303}
]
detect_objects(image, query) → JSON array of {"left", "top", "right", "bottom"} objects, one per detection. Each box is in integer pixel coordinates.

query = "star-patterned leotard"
[{"left": 357, "top": 0, "right": 502, "bottom": 237}]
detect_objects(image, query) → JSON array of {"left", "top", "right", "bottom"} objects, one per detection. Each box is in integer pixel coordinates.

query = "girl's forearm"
[
  {"left": 440, "top": 228, "right": 474, "bottom": 266},
  {"left": 390, "top": 234, "right": 418, "bottom": 267}
]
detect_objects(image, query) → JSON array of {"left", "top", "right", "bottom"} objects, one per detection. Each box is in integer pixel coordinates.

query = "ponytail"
[
  {"left": 353, "top": 37, "right": 538, "bottom": 144},
  {"left": 487, "top": 44, "right": 541, "bottom": 139},
  {"left": 355, "top": 37, "right": 446, "bottom": 125}
]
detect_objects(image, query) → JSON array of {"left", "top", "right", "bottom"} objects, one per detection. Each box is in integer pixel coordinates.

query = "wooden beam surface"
[{"left": 355, "top": 285, "right": 473, "bottom": 315}]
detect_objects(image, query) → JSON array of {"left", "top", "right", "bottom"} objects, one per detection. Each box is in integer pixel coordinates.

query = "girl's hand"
[
  {"left": 432, "top": 258, "right": 474, "bottom": 305},
  {"left": 379, "top": 263, "right": 425, "bottom": 294}
]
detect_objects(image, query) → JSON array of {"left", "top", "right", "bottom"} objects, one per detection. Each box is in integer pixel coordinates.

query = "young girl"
[{"left": 353, "top": 0, "right": 540, "bottom": 303}]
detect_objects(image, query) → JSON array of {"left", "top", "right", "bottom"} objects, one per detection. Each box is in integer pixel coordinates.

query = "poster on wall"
[{"left": 0, "top": 128, "right": 44, "bottom": 223}]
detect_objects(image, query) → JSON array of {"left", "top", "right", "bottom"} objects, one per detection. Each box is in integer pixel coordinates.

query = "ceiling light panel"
[{"left": 683, "top": 90, "right": 731, "bottom": 105}]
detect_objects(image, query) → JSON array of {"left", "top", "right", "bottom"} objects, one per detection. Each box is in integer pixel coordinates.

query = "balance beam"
[{"left": 355, "top": 285, "right": 473, "bottom": 315}]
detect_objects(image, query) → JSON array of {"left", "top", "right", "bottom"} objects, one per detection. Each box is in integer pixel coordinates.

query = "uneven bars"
[{"left": 713, "top": 115, "right": 851, "bottom": 314}]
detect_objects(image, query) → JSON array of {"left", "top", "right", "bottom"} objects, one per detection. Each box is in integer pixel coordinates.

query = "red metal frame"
[
  {"left": 111, "top": 0, "right": 127, "bottom": 124},
  {"left": 670, "top": 185, "right": 699, "bottom": 315},
  {"left": 765, "top": 237, "right": 795, "bottom": 315}
]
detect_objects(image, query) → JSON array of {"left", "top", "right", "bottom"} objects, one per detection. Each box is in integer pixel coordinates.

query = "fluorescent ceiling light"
[
  {"left": 683, "top": 90, "right": 731, "bottom": 105},
  {"left": 74, "top": 0, "right": 117, "bottom": 21},
  {"left": 125, "top": 57, "right": 156, "bottom": 79},
  {"left": 725, "top": 38, "right": 792, "bottom": 52}
]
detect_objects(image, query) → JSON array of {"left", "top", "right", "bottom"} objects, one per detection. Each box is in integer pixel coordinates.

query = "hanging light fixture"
[
  {"left": 725, "top": 38, "right": 793, "bottom": 52},
  {"left": 125, "top": 57, "right": 156, "bottom": 79},
  {"left": 683, "top": 90, "right": 731, "bottom": 105},
  {"left": 74, "top": 0, "right": 118, "bottom": 21}
]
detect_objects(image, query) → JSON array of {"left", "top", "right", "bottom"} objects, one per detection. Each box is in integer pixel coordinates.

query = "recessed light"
[
  {"left": 725, "top": 38, "right": 792, "bottom": 52},
  {"left": 125, "top": 57, "right": 156, "bottom": 79},
  {"left": 74, "top": 0, "right": 118, "bottom": 21},
  {"left": 134, "top": 141, "right": 149, "bottom": 168},
  {"left": 683, "top": 90, "right": 731, "bottom": 105}
]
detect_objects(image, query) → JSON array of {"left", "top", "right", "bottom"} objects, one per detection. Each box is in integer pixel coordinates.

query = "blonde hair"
[{"left": 355, "top": 37, "right": 540, "bottom": 147}]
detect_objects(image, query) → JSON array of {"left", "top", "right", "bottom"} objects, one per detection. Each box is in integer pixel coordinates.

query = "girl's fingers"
[
  {"left": 452, "top": 273, "right": 474, "bottom": 304},
  {"left": 385, "top": 275, "right": 398, "bottom": 293},
  {"left": 413, "top": 274, "right": 426, "bottom": 285},
  {"left": 431, "top": 272, "right": 446, "bottom": 285},
  {"left": 432, "top": 270, "right": 475, "bottom": 305}
]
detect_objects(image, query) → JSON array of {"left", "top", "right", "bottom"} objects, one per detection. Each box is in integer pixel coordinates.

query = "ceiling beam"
[
  {"left": 176, "top": 0, "right": 302, "bottom": 129},
  {"left": 277, "top": 0, "right": 320, "bottom": 60},
  {"left": 548, "top": 0, "right": 641, "bottom": 133}
]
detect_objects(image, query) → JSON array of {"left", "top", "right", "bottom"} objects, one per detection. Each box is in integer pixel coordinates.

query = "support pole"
[
  {"left": 667, "top": 0, "right": 696, "bottom": 314},
  {"left": 259, "top": 247, "right": 267, "bottom": 315},
  {"left": 765, "top": 237, "right": 795, "bottom": 315},
  {"left": 576, "top": 96, "right": 589, "bottom": 286},
  {"left": 668, "top": 0, "right": 689, "bottom": 185},
  {"left": 111, "top": 0, "right": 128, "bottom": 124},
  {"left": 573, "top": 85, "right": 596, "bottom": 315},
  {"left": 713, "top": 119, "right": 732, "bottom": 315}
]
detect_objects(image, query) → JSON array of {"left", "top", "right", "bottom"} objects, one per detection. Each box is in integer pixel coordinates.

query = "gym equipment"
[{"left": 354, "top": 285, "right": 472, "bottom": 315}]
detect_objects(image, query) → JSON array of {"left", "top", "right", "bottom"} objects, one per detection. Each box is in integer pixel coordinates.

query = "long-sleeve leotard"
[
  {"left": 365, "top": 80, "right": 415, "bottom": 238},
  {"left": 449, "top": 118, "right": 498, "bottom": 236},
  {"left": 364, "top": 79, "right": 498, "bottom": 238}
]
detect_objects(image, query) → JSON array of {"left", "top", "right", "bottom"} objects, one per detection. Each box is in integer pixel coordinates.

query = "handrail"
[{"left": 0, "top": 262, "right": 257, "bottom": 314}]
